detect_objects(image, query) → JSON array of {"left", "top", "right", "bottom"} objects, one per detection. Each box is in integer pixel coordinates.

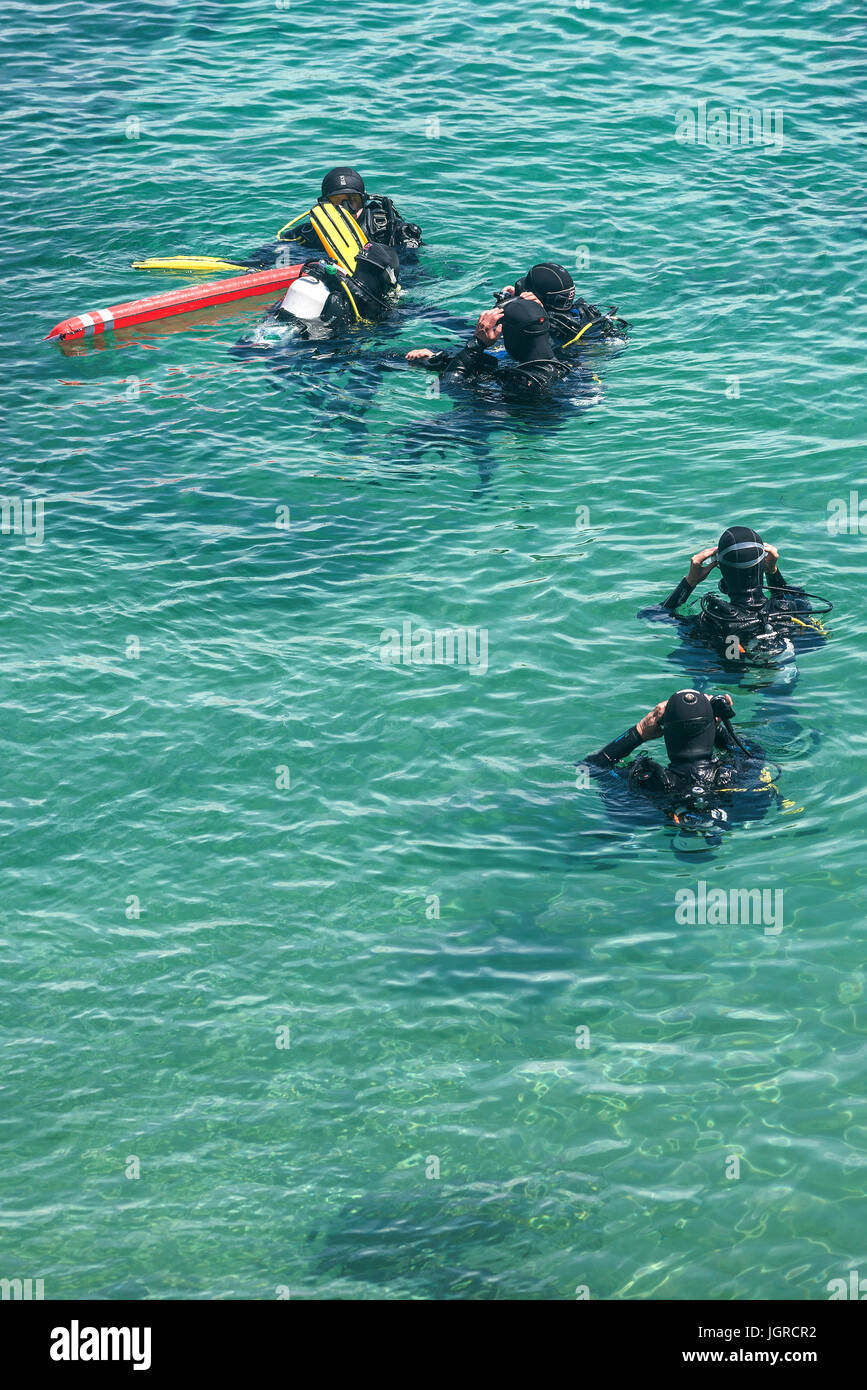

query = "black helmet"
[
  {"left": 501, "top": 297, "right": 553, "bottom": 362},
  {"left": 662, "top": 689, "right": 717, "bottom": 764},
  {"left": 717, "top": 526, "right": 766, "bottom": 601},
  {"left": 515, "top": 263, "right": 575, "bottom": 313},
  {"left": 351, "top": 242, "right": 399, "bottom": 299},
  {"left": 321, "top": 167, "right": 365, "bottom": 202}
]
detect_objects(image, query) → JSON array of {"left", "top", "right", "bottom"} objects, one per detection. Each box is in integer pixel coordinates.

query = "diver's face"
[{"left": 327, "top": 191, "right": 363, "bottom": 215}]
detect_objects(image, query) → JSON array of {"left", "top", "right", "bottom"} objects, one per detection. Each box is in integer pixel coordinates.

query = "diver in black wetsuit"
[
  {"left": 640, "top": 525, "right": 830, "bottom": 669},
  {"left": 474, "top": 263, "right": 628, "bottom": 354},
  {"left": 230, "top": 244, "right": 402, "bottom": 450},
  {"left": 244, "top": 167, "right": 423, "bottom": 270},
  {"left": 234, "top": 244, "right": 401, "bottom": 351},
  {"left": 406, "top": 297, "right": 580, "bottom": 402},
  {"left": 583, "top": 688, "right": 780, "bottom": 838}
]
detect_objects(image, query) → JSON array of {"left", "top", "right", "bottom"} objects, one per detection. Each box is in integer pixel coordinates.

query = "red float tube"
[{"left": 45, "top": 264, "right": 303, "bottom": 342}]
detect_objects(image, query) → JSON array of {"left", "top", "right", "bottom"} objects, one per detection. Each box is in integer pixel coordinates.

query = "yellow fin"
[
  {"left": 131, "top": 256, "right": 247, "bottom": 272},
  {"left": 309, "top": 202, "right": 367, "bottom": 273}
]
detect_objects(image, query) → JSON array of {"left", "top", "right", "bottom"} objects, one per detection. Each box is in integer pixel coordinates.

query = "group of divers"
[{"left": 232, "top": 166, "right": 831, "bottom": 849}]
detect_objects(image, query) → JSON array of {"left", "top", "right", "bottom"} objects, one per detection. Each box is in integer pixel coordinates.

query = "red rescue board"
[{"left": 46, "top": 265, "right": 303, "bottom": 342}]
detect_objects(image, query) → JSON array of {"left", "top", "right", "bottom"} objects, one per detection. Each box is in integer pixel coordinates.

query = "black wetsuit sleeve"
[
  {"left": 287, "top": 220, "right": 318, "bottom": 246},
  {"left": 409, "top": 341, "right": 499, "bottom": 379},
  {"left": 440, "top": 342, "right": 500, "bottom": 380},
  {"left": 767, "top": 566, "right": 808, "bottom": 598},
  {"left": 414, "top": 351, "right": 452, "bottom": 371},
  {"left": 662, "top": 576, "right": 696, "bottom": 611},
  {"left": 586, "top": 725, "right": 643, "bottom": 770}
]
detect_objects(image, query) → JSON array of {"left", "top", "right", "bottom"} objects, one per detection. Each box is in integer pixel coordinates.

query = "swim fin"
[
  {"left": 309, "top": 201, "right": 367, "bottom": 273},
  {"left": 131, "top": 256, "right": 249, "bottom": 272}
]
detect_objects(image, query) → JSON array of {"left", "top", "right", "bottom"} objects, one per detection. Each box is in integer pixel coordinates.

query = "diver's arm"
[
  {"left": 439, "top": 341, "right": 499, "bottom": 380},
  {"left": 765, "top": 545, "right": 810, "bottom": 601},
  {"left": 765, "top": 548, "right": 796, "bottom": 593},
  {"left": 585, "top": 701, "right": 666, "bottom": 770},
  {"left": 661, "top": 575, "right": 697, "bottom": 611},
  {"left": 281, "top": 218, "right": 317, "bottom": 245},
  {"left": 662, "top": 547, "right": 719, "bottom": 610},
  {"left": 405, "top": 347, "right": 452, "bottom": 371},
  {"left": 765, "top": 544, "right": 787, "bottom": 590},
  {"left": 585, "top": 724, "right": 644, "bottom": 770},
  {"left": 405, "top": 340, "right": 498, "bottom": 379}
]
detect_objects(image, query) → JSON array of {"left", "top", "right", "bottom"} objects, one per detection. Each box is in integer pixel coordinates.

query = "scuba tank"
[{"left": 278, "top": 274, "right": 331, "bottom": 320}]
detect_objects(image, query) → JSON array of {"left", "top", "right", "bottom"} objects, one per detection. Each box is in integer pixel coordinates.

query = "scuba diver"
[
  {"left": 640, "top": 526, "right": 830, "bottom": 670},
  {"left": 474, "top": 263, "right": 628, "bottom": 353},
  {"left": 231, "top": 243, "right": 402, "bottom": 449},
  {"left": 405, "top": 297, "right": 587, "bottom": 402},
  {"left": 234, "top": 243, "right": 401, "bottom": 351},
  {"left": 583, "top": 688, "right": 781, "bottom": 841},
  {"left": 392, "top": 297, "right": 605, "bottom": 491},
  {"left": 243, "top": 167, "right": 422, "bottom": 271}
]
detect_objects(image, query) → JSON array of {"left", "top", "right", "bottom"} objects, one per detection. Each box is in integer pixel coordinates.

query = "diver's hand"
[
  {"left": 500, "top": 284, "right": 516, "bottom": 298},
  {"left": 406, "top": 348, "right": 435, "bottom": 362},
  {"left": 636, "top": 702, "right": 667, "bottom": 741},
  {"left": 687, "top": 547, "right": 718, "bottom": 587},
  {"left": 474, "top": 308, "right": 503, "bottom": 346},
  {"left": 519, "top": 291, "right": 543, "bottom": 306},
  {"left": 764, "top": 543, "right": 779, "bottom": 574}
]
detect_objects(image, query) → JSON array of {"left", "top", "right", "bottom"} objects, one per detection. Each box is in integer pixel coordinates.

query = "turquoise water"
[{"left": 3, "top": 0, "right": 866, "bottom": 1299}]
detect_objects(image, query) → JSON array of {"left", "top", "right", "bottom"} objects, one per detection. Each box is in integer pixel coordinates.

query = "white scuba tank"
[{"left": 279, "top": 274, "right": 331, "bottom": 320}]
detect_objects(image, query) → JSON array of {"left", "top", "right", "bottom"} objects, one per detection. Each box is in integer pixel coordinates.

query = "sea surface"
[{"left": 2, "top": 0, "right": 866, "bottom": 1299}]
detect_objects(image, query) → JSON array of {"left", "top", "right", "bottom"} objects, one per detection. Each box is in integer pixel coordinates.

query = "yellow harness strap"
[
  {"left": 339, "top": 281, "right": 362, "bottom": 322},
  {"left": 560, "top": 318, "right": 596, "bottom": 349},
  {"left": 275, "top": 210, "right": 312, "bottom": 242}
]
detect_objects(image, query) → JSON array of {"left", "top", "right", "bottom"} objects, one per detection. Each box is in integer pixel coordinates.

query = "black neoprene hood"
[
  {"left": 321, "top": 167, "right": 366, "bottom": 200},
  {"left": 515, "top": 262, "right": 575, "bottom": 311},
  {"left": 717, "top": 525, "right": 766, "bottom": 599},
  {"left": 662, "top": 689, "right": 717, "bottom": 763},
  {"left": 501, "top": 298, "right": 553, "bottom": 362}
]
